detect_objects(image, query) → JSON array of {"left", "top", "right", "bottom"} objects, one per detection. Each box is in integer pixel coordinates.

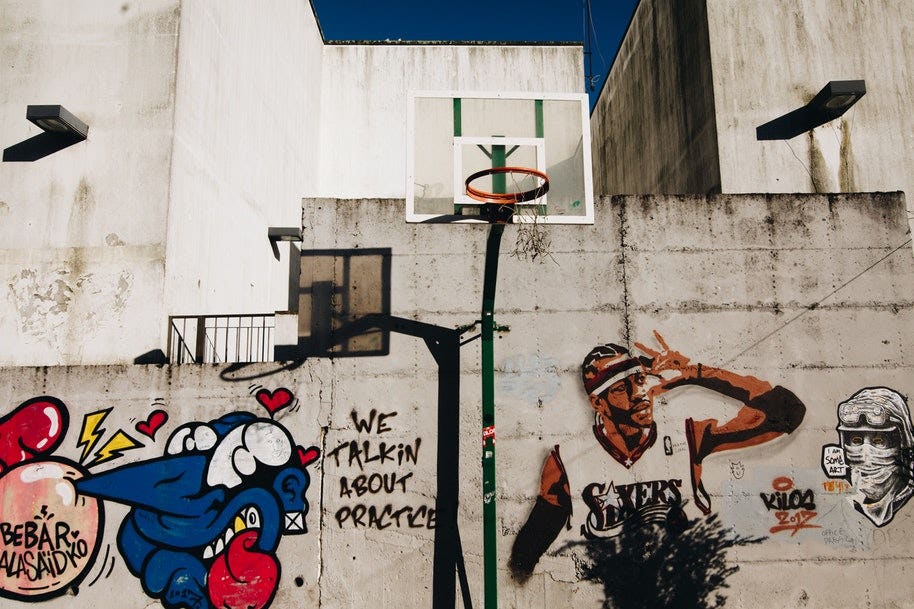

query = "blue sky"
[{"left": 310, "top": 0, "right": 639, "bottom": 109}]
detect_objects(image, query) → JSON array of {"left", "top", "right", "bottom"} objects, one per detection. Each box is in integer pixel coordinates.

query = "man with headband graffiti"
[
  {"left": 581, "top": 331, "right": 805, "bottom": 513},
  {"left": 509, "top": 331, "right": 806, "bottom": 581},
  {"left": 836, "top": 387, "right": 914, "bottom": 526}
]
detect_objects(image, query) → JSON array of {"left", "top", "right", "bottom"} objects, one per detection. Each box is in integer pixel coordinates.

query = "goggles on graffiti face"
[
  {"left": 840, "top": 428, "right": 902, "bottom": 451},
  {"left": 839, "top": 400, "right": 895, "bottom": 429}
]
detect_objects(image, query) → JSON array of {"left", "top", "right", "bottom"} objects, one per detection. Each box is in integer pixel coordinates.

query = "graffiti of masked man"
[{"left": 835, "top": 387, "right": 914, "bottom": 526}]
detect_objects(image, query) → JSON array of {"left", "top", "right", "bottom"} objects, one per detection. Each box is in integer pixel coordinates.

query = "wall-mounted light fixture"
[
  {"left": 757, "top": 80, "right": 866, "bottom": 140},
  {"left": 267, "top": 227, "right": 303, "bottom": 261},
  {"left": 27, "top": 105, "right": 89, "bottom": 139},
  {"left": 3, "top": 104, "right": 89, "bottom": 162},
  {"left": 808, "top": 80, "right": 866, "bottom": 120},
  {"left": 268, "top": 227, "right": 303, "bottom": 242}
]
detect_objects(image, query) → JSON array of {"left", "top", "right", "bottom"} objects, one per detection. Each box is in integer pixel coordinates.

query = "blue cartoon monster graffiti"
[{"left": 76, "top": 412, "right": 319, "bottom": 609}]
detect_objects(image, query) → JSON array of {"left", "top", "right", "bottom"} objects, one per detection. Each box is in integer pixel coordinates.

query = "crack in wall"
[
  {"left": 316, "top": 358, "right": 337, "bottom": 608},
  {"left": 617, "top": 196, "right": 633, "bottom": 347},
  {"left": 316, "top": 423, "right": 329, "bottom": 608}
]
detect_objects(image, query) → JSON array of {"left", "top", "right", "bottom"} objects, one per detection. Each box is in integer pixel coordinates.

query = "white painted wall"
[
  {"left": 0, "top": 4, "right": 585, "bottom": 366},
  {"left": 163, "top": 0, "right": 325, "bottom": 317},
  {"left": 0, "top": 0, "right": 180, "bottom": 365},
  {"left": 707, "top": 0, "right": 914, "bottom": 198},
  {"left": 316, "top": 44, "right": 584, "bottom": 198}
]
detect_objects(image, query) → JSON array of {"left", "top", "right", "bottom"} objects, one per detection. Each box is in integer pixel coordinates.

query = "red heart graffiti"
[
  {"left": 297, "top": 446, "right": 320, "bottom": 467},
  {"left": 255, "top": 388, "right": 293, "bottom": 415},
  {"left": 135, "top": 410, "right": 168, "bottom": 440}
]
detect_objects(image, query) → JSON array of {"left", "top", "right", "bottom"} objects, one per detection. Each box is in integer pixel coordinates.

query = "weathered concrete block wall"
[
  {"left": 1, "top": 192, "right": 913, "bottom": 609},
  {"left": 301, "top": 192, "right": 914, "bottom": 608},
  {"left": 0, "top": 0, "right": 180, "bottom": 365},
  {"left": 317, "top": 44, "right": 584, "bottom": 199},
  {"left": 590, "top": 0, "right": 720, "bottom": 195},
  {"left": 708, "top": 0, "right": 914, "bottom": 198}
]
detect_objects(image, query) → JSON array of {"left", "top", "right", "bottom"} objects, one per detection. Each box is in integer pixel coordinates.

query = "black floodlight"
[
  {"left": 268, "top": 227, "right": 303, "bottom": 242},
  {"left": 4, "top": 105, "right": 89, "bottom": 161},
  {"left": 808, "top": 80, "right": 867, "bottom": 120},
  {"left": 757, "top": 79, "right": 866, "bottom": 140},
  {"left": 26, "top": 105, "right": 88, "bottom": 140}
]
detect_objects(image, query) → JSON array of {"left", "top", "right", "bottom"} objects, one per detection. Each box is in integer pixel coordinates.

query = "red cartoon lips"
[
  {"left": 0, "top": 397, "right": 68, "bottom": 472},
  {"left": 208, "top": 530, "right": 279, "bottom": 609}
]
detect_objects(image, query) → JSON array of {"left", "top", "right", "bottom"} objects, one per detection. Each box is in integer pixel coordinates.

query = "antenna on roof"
[{"left": 583, "top": 0, "right": 598, "bottom": 92}]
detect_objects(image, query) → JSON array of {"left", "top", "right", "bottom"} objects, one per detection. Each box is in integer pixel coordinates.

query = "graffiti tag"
[
  {"left": 329, "top": 409, "right": 434, "bottom": 530},
  {"left": 760, "top": 476, "right": 820, "bottom": 536}
]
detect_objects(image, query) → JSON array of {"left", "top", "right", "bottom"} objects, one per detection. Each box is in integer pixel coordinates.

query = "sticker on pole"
[{"left": 482, "top": 425, "right": 496, "bottom": 447}]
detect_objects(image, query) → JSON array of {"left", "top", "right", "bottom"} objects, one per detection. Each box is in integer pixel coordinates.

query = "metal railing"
[{"left": 168, "top": 314, "right": 275, "bottom": 364}]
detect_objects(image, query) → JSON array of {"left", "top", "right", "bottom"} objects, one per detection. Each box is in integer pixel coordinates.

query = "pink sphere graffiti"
[{"left": 0, "top": 459, "right": 103, "bottom": 601}]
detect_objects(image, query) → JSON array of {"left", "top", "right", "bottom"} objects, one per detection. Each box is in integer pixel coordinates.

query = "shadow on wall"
[
  {"left": 276, "top": 247, "right": 392, "bottom": 359},
  {"left": 568, "top": 513, "right": 764, "bottom": 609}
]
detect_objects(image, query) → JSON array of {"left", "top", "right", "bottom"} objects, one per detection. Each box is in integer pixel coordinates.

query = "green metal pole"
[
  {"left": 482, "top": 142, "right": 507, "bottom": 609},
  {"left": 482, "top": 223, "right": 503, "bottom": 609}
]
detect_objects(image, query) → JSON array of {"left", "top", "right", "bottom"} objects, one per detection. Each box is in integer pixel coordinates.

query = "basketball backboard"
[{"left": 406, "top": 91, "right": 594, "bottom": 224}]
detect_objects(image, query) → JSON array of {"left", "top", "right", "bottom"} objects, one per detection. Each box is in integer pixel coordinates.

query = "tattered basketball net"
[{"left": 464, "top": 167, "right": 555, "bottom": 262}]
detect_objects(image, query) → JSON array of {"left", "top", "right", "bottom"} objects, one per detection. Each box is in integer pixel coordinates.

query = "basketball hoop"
[{"left": 464, "top": 166, "right": 550, "bottom": 204}]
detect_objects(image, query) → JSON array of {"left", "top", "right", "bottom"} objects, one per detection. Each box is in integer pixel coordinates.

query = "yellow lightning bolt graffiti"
[
  {"left": 77, "top": 408, "right": 111, "bottom": 464},
  {"left": 87, "top": 430, "right": 143, "bottom": 467}
]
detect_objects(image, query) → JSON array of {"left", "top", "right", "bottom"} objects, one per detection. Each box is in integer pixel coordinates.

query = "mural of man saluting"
[
  {"left": 583, "top": 331, "right": 806, "bottom": 513},
  {"left": 510, "top": 331, "right": 806, "bottom": 581}
]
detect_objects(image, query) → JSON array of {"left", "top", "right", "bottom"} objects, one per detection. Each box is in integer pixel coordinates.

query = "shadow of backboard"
[{"left": 277, "top": 248, "right": 391, "bottom": 358}]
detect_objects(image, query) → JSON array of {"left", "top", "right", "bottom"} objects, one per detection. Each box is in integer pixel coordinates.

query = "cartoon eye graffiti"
[
  {"left": 166, "top": 424, "right": 217, "bottom": 454},
  {"left": 873, "top": 435, "right": 886, "bottom": 447},
  {"left": 245, "top": 506, "right": 261, "bottom": 529},
  {"left": 850, "top": 436, "right": 864, "bottom": 446}
]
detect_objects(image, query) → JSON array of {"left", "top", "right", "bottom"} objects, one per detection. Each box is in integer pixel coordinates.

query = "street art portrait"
[
  {"left": 581, "top": 331, "right": 805, "bottom": 515},
  {"left": 0, "top": 389, "right": 319, "bottom": 609},
  {"left": 821, "top": 386, "right": 914, "bottom": 527},
  {"left": 510, "top": 331, "right": 806, "bottom": 587}
]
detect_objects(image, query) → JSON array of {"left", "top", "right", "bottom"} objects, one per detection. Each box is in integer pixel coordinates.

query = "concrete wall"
[
  {"left": 592, "top": 0, "right": 914, "bottom": 204},
  {"left": 590, "top": 0, "right": 720, "bottom": 195},
  {"left": 0, "top": 0, "right": 180, "bottom": 365},
  {"left": 2, "top": 192, "right": 912, "bottom": 608},
  {"left": 316, "top": 44, "right": 584, "bottom": 198},
  {"left": 1, "top": 5, "right": 585, "bottom": 366},
  {"left": 163, "top": 0, "right": 325, "bottom": 317},
  {"left": 707, "top": 0, "right": 914, "bottom": 200}
]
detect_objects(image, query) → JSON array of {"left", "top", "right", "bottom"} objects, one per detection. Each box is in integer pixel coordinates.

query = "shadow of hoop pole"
[{"left": 296, "top": 313, "right": 470, "bottom": 609}]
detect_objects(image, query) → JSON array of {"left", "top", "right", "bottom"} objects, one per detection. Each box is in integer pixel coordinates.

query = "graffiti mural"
[
  {"left": 0, "top": 397, "right": 102, "bottom": 601},
  {"left": 510, "top": 331, "right": 806, "bottom": 582},
  {"left": 821, "top": 387, "right": 914, "bottom": 527},
  {"left": 581, "top": 332, "right": 805, "bottom": 514},
  {"left": 327, "top": 409, "right": 434, "bottom": 530},
  {"left": 581, "top": 478, "right": 684, "bottom": 538},
  {"left": 509, "top": 446, "right": 572, "bottom": 580},
  {"left": 0, "top": 389, "right": 319, "bottom": 609}
]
